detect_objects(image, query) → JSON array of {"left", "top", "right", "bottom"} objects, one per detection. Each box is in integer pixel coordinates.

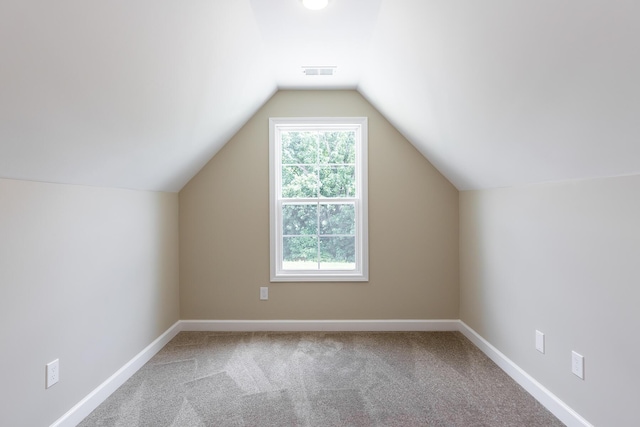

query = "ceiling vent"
[{"left": 302, "top": 66, "right": 337, "bottom": 76}]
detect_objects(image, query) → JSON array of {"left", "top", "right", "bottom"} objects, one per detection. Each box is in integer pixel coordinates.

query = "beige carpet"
[{"left": 79, "top": 331, "right": 564, "bottom": 426}]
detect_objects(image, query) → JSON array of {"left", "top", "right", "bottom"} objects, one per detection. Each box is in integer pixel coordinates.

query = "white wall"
[
  {"left": 0, "top": 179, "right": 180, "bottom": 427},
  {"left": 460, "top": 175, "right": 640, "bottom": 426}
]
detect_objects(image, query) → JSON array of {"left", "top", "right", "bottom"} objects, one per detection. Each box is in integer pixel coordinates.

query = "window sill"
[{"left": 270, "top": 271, "right": 369, "bottom": 282}]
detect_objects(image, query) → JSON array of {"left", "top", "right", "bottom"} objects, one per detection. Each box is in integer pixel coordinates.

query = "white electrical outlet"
[
  {"left": 535, "top": 330, "right": 545, "bottom": 354},
  {"left": 260, "top": 287, "right": 268, "bottom": 300},
  {"left": 572, "top": 351, "right": 584, "bottom": 379},
  {"left": 46, "top": 359, "right": 59, "bottom": 388}
]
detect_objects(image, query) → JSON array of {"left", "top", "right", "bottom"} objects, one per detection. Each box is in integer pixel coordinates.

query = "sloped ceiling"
[
  {"left": 1, "top": 0, "right": 639, "bottom": 192},
  {"left": 0, "top": 0, "right": 276, "bottom": 192}
]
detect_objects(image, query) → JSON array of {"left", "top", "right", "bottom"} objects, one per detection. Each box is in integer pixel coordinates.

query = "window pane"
[
  {"left": 283, "top": 236, "right": 318, "bottom": 270},
  {"left": 283, "top": 204, "right": 317, "bottom": 235},
  {"left": 319, "top": 236, "right": 356, "bottom": 270},
  {"left": 282, "top": 131, "right": 318, "bottom": 165},
  {"left": 270, "top": 117, "right": 367, "bottom": 281},
  {"left": 282, "top": 166, "right": 318, "bottom": 198},
  {"left": 319, "top": 166, "right": 355, "bottom": 198},
  {"left": 319, "top": 204, "right": 355, "bottom": 235},
  {"left": 319, "top": 131, "right": 355, "bottom": 164}
]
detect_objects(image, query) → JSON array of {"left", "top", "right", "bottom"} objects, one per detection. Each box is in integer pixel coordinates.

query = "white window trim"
[{"left": 269, "top": 117, "right": 369, "bottom": 282}]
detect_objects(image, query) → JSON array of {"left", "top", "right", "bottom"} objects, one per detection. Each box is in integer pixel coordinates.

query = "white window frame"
[{"left": 269, "top": 117, "right": 369, "bottom": 282}]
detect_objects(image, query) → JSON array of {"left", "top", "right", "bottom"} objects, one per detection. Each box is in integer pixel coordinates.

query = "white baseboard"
[
  {"left": 49, "top": 321, "right": 182, "bottom": 427},
  {"left": 458, "top": 321, "right": 593, "bottom": 427},
  {"left": 180, "top": 319, "right": 460, "bottom": 332},
  {"left": 53, "top": 319, "right": 591, "bottom": 427}
]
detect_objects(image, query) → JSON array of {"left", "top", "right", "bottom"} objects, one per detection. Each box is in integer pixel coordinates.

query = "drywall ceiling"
[
  {"left": 359, "top": 0, "right": 640, "bottom": 190},
  {"left": 0, "top": 0, "right": 276, "bottom": 192},
  {"left": 250, "top": 0, "right": 382, "bottom": 89},
  {"left": 1, "top": 0, "right": 639, "bottom": 192}
]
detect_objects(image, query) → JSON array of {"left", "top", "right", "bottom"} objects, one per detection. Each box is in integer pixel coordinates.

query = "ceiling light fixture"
[{"left": 302, "top": 0, "right": 329, "bottom": 11}]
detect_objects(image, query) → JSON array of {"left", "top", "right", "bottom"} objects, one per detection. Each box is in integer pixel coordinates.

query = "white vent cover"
[{"left": 302, "top": 66, "right": 337, "bottom": 76}]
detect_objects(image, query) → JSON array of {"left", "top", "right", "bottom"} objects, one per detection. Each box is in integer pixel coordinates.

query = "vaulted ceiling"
[{"left": 2, "top": 0, "right": 639, "bottom": 192}]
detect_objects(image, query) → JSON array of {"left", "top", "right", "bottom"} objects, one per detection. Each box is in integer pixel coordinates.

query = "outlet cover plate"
[
  {"left": 535, "top": 330, "right": 545, "bottom": 353},
  {"left": 572, "top": 351, "right": 584, "bottom": 379},
  {"left": 46, "top": 359, "right": 59, "bottom": 388}
]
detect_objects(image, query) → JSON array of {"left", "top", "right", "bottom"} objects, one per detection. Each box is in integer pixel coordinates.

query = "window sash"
[
  {"left": 278, "top": 200, "right": 358, "bottom": 270},
  {"left": 270, "top": 117, "right": 368, "bottom": 282}
]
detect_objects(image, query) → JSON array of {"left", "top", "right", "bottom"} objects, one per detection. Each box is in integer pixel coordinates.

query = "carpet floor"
[{"left": 78, "top": 331, "right": 564, "bottom": 426}]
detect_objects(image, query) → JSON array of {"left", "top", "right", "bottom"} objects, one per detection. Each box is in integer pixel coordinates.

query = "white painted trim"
[
  {"left": 269, "top": 117, "right": 369, "bottom": 282},
  {"left": 49, "top": 321, "right": 182, "bottom": 427},
  {"left": 51, "top": 319, "right": 592, "bottom": 427},
  {"left": 458, "top": 321, "right": 593, "bottom": 427},
  {"left": 181, "top": 319, "right": 459, "bottom": 332}
]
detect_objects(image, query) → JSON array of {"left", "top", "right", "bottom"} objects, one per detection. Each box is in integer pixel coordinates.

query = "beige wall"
[
  {"left": 0, "top": 179, "right": 179, "bottom": 427},
  {"left": 180, "top": 90, "right": 459, "bottom": 320},
  {"left": 460, "top": 175, "right": 640, "bottom": 426}
]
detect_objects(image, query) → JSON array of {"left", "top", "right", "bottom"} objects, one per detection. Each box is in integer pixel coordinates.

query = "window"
[{"left": 269, "top": 117, "right": 368, "bottom": 282}]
